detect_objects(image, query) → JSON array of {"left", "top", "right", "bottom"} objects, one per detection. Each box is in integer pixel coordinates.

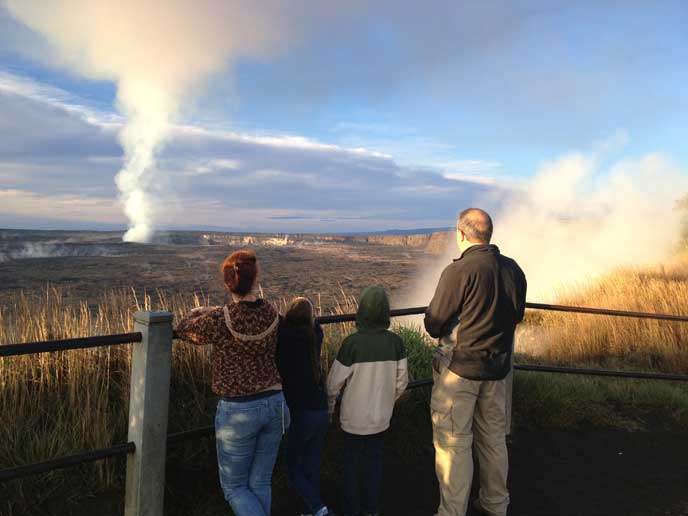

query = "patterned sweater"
[{"left": 176, "top": 299, "right": 282, "bottom": 397}]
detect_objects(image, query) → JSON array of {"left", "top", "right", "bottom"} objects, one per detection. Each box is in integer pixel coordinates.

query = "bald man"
[{"left": 424, "top": 208, "right": 527, "bottom": 516}]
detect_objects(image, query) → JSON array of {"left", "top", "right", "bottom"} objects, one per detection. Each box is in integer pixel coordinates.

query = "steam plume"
[
  {"left": 4, "top": 1, "right": 331, "bottom": 242},
  {"left": 408, "top": 151, "right": 687, "bottom": 307},
  {"left": 495, "top": 152, "right": 687, "bottom": 301}
]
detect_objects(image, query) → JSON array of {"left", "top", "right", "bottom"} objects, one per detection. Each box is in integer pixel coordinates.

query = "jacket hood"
[{"left": 356, "top": 285, "right": 391, "bottom": 332}]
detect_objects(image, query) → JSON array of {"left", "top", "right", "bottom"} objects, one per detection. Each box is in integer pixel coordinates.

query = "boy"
[{"left": 327, "top": 285, "right": 409, "bottom": 516}]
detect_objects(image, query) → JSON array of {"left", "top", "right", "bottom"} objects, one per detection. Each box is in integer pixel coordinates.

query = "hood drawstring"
[
  {"left": 223, "top": 304, "right": 279, "bottom": 341},
  {"left": 281, "top": 399, "right": 286, "bottom": 435}
]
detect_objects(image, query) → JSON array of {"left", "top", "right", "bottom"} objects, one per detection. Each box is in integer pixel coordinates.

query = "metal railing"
[
  {"left": 0, "top": 443, "right": 136, "bottom": 482},
  {"left": 1, "top": 302, "right": 687, "bottom": 515},
  {"left": 0, "top": 332, "right": 142, "bottom": 357}
]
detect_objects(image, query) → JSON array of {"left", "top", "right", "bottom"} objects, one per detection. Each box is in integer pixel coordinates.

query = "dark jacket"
[
  {"left": 424, "top": 244, "right": 527, "bottom": 380},
  {"left": 276, "top": 322, "right": 328, "bottom": 411}
]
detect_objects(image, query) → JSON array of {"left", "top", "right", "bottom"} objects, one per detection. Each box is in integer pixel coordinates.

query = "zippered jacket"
[
  {"left": 327, "top": 286, "right": 409, "bottom": 435},
  {"left": 424, "top": 244, "right": 527, "bottom": 381}
]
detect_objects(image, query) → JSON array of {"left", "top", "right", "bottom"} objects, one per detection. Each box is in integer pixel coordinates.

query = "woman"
[
  {"left": 277, "top": 298, "right": 332, "bottom": 516},
  {"left": 176, "top": 249, "right": 287, "bottom": 516}
]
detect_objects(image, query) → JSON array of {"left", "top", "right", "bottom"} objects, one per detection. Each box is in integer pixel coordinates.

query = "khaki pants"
[
  {"left": 505, "top": 367, "right": 513, "bottom": 436},
  {"left": 431, "top": 366, "right": 510, "bottom": 516}
]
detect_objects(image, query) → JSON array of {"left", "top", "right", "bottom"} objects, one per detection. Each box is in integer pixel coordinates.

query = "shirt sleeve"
[
  {"left": 394, "top": 337, "right": 409, "bottom": 400},
  {"left": 326, "top": 338, "right": 353, "bottom": 413},
  {"left": 424, "top": 265, "right": 465, "bottom": 338},
  {"left": 175, "top": 307, "right": 220, "bottom": 346},
  {"left": 515, "top": 265, "right": 528, "bottom": 323},
  {"left": 315, "top": 323, "right": 324, "bottom": 353},
  {"left": 275, "top": 320, "right": 287, "bottom": 379}
]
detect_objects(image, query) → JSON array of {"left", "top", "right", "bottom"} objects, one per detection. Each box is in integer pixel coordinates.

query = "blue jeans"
[
  {"left": 215, "top": 392, "right": 290, "bottom": 516},
  {"left": 286, "top": 409, "right": 329, "bottom": 514},
  {"left": 340, "top": 430, "right": 386, "bottom": 516}
]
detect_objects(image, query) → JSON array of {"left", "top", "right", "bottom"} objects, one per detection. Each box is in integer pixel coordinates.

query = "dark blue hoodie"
[{"left": 276, "top": 322, "right": 328, "bottom": 411}]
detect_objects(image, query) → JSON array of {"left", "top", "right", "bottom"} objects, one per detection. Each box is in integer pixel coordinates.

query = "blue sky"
[{"left": 0, "top": 1, "right": 686, "bottom": 233}]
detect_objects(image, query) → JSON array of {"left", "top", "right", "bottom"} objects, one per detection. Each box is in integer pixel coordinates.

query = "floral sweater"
[{"left": 175, "top": 299, "right": 282, "bottom": 398}]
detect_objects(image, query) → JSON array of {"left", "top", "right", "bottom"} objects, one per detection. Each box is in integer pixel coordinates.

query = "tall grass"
[
  {"left": 517, "top": 264, "right": 688, "bottom": 373},
  {"left": 0, "top": 288, "right": 210, "bottom": 514}
]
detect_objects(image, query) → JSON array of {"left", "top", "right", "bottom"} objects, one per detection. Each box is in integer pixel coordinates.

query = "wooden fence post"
[{"left": 124, "top": 311, "right": 173, "bottom": 516}]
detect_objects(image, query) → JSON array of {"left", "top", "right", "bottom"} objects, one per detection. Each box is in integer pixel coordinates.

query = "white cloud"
[
  {"left": 0, "top": 188, "right": 123, "bottom": 222},
  {"left": 0, "top": 72, "right": 500, "bottom": 231},
  {"left": 0, "top": 70, "right": 121, "bottom": 127}
]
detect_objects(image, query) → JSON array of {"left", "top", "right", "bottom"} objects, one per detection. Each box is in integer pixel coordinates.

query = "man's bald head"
[{"left": 457, "top": 208, "right": 493, "bottom": 244}]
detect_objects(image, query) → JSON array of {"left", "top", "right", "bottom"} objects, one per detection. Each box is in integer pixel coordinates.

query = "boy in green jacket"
[{"left": 327, "top": 285, "right": 409, "bottom": 516}]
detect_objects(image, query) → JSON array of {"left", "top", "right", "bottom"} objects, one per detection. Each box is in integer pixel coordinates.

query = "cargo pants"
[{"left": 431, "top": 364, "right": 510, "bottom": 516}]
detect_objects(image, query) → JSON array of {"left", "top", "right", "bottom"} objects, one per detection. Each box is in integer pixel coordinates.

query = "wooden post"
[{"left": 124, "top": 311, "right": 173, "bottom": 516}]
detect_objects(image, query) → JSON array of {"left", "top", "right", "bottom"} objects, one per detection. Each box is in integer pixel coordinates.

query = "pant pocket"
[{"left": 431, "top": 406, "right": 455, "bottom": 441}]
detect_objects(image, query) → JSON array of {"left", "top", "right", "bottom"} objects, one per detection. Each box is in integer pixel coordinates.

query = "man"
[{"left": 424, "top": 208, "right": 527, "bottom": 516}]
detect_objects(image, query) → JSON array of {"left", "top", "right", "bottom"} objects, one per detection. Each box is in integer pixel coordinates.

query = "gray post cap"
[{"left": 134, "top": 311, "right": 174, "bottom": 324}]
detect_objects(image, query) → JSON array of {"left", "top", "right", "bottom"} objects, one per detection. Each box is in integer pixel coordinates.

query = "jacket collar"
[{"left": 454, "top": 243, "right": 500, "bottom": 262}]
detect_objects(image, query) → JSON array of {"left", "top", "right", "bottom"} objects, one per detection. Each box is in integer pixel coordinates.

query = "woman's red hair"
[{"left": 221, "top": 250, "right": 258, "bottom": 296}]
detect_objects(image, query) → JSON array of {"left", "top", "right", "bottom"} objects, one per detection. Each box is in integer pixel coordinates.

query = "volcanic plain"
[{"left": 0, "top": 228, "right": 452, "bottom": 311}]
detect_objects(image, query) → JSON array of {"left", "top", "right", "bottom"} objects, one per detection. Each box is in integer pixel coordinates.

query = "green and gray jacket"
[{"left": 327, "top": 286, "right": 409, "bottom": 435}]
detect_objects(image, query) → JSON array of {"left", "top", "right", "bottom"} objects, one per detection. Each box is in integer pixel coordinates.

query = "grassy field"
[{"left": 2, "top": 259, "right": 688, "bottom": 514}]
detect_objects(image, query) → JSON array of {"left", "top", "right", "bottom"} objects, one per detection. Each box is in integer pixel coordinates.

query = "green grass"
[{"left": 513, "top": 371, "right": 688, "bottom": 431}]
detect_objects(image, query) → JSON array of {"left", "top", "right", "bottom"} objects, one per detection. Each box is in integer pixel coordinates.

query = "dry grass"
[{"left": 517, "top": 261, "right": 688, "bottom": 374}]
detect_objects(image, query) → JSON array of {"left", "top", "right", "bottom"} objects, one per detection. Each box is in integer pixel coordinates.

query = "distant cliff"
[{"left": 350, "top": 232, "right": 453, "bottom": 254}]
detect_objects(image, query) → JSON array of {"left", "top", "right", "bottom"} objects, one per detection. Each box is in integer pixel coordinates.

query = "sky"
[{"left": 0, "top": 0, "right": 687, "bottom": 234}]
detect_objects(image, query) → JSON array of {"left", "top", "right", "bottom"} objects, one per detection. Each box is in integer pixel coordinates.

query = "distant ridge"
[
  {"left": 334, "top": 227, "right": 453, "bottom": 236},
  {"left": 0, "top": 225, "right": 454, "bottom": 237}
]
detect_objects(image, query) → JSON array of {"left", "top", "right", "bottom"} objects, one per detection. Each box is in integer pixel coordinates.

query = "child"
[
  {"left": 327, "top": 286, "right": 409, "bottom": 516},
  {"left": 277, "top": 297, "right": 333, "bottom": 516}
]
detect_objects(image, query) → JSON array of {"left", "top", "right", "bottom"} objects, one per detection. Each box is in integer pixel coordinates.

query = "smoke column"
[
  {"left": 494, "top": 152, "right": 687, "bottom": 301},
  {"left": 4, "top": 1, "right": 342, "bottom": 242},
  {"left": 408, "top": 151, "right": 688, "bottom": 307}
]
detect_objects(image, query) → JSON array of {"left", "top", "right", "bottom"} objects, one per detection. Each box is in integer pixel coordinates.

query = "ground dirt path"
[
  {"left": 378, "top": 430, "right": 688, "bottom": 516},
  {"left": 157, "top": 429, "right": 688, "bottom": 516}
]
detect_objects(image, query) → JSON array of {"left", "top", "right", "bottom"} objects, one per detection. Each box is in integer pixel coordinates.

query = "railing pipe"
[
  {"left": 0, "top": 332, "right": 142, "bottom": 357},
  {"left": 514, "top": 363, "right": 688, "bottom": 381},
  {"left": 316, "top": 303, "right": 688, "bottom": 325},
  {"left": 0, "top": 443, "right": 135, "bottom": 482},
  {"left": 525, "top": 302, "right": 688, "bottom": 322}
]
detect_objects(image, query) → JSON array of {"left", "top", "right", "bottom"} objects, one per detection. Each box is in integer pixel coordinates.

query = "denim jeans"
[
  {"left": 340, "top": 430, "right": 386, "bottom": 516},
  {"left": 215, "top": 391, "right": 290, "bottom": 516},
  {"left": 286, "top": 409, "right": 329, "bottom": 514}
]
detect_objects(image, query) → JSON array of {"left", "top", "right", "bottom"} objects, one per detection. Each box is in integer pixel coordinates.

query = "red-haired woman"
[{"left": 176, "top": 249, "right": 287, "bottom": 516}]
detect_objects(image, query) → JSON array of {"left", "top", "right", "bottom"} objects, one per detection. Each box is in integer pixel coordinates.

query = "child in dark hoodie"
[
  {"left": 327, "top": 286, "right": 409, "bottom": 516},
  {"left": 277, "top": 297, "right": 333, "bottom": 516}
]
